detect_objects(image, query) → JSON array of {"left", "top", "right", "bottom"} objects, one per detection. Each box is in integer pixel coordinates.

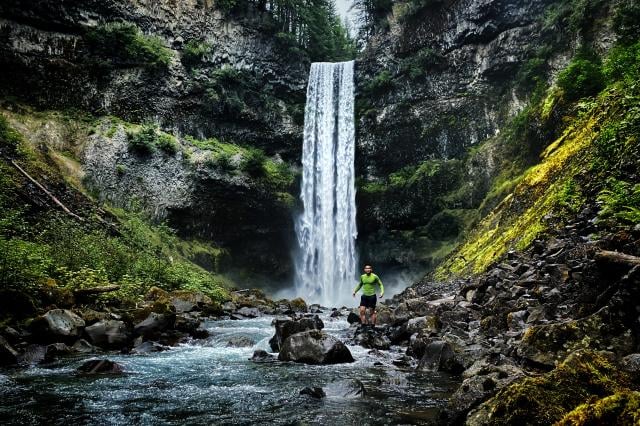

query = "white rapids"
[{"left": 294, "top": 61, "right": 358, "bottom": 307}]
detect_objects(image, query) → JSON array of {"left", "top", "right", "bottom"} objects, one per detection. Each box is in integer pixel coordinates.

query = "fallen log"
[
  {"left": 73, "top": 285, "right": 120, "bottom": 296},
  {"left": 11, "top": 160, "right": 84, "bottom": 221},
  {"left": 595, "top": 250, "right": 640, "bottom": 267}
]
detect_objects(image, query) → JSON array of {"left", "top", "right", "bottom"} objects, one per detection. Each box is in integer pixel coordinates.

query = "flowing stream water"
[
  {"left": 295, "top": 61, "right": 358, "bottom": 308},
  {"left": 0, "top": 313, "right": 457, "bottom": 425}
]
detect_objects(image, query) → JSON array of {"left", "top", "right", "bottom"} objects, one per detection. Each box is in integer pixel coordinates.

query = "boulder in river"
[
  {"left": 235, "top": 307, "right": 260, "bottom": 318},
  {"left": 17, "top": 344, "right": 47, "bottom": 366},
  {"left": 31, "top": 309, "right": 85, "bottom": 342},
  {"left": 77, "top": 359, "right": 124, "bottom": 374},
  {"left": 347, "top": 312, "right": 361, "bottom": 324},
  {"left": 85, "top": 320, "right": 130, "bottom": 349},
  {"left": 418, "top": 340, "right": 464, "bottom": 374},
  {"left": 226, "top": 336, "right": 256, "bottom": 347},
  {"left": 269, "top": 315, "right": 324, "bottom": 351},
  {"left": 300, "top": 387, "right": 326, "bottom": 398},
  {"left": 353, "top": 326, "right": 391, "bottom": 350},
  {"left": 250, "top": 349, "right": 276, "bottom": 363},
  {"left": 71, "top": 339, "right": 96, "bottom": 353},
  {"left": 278, "top": 330, "right": 354, "bottom": 364},
  {"left": 289, "top": 297, "right": 308, "bottom": 313}
]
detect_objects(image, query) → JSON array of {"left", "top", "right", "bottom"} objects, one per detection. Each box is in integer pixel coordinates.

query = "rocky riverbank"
[
  {"left": 348, "top": 214, "right": 640, "bottom": 424},
  {"left": 0, "top": 288, "right": 311, "bottom": 368}
]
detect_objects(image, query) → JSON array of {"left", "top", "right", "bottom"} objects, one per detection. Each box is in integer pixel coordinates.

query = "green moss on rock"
[
  {"left": 466, "top": 351, "right": 631, "bottom": 425},
  {"left": 556, "top": 391, "right": 640, "bottom": 425}
]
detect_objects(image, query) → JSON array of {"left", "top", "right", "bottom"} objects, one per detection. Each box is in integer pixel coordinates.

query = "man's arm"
[
  {"left": 353, "top": 283, "right": 362, "bottom": 295},
  {"left": 377, "top": 276, "right": 384, "bottom": 297}
]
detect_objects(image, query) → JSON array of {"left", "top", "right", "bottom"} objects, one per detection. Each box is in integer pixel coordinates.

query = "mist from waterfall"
[{"left": 294, "top": 61, "right": 358, "bottom": 308}]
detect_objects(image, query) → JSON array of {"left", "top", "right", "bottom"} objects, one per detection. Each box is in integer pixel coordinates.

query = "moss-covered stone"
[
  {"left": 289, "top": 297, "right": 308, "bottom": 312},
  {"left": 466, "top": 351, "right": 632, "bottom": 425},
  {"left": 555, "top": 391, "right": 640, "bottom": 425}
]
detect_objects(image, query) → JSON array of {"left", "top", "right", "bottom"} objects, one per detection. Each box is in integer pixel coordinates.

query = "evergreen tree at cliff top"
[{"left": 222, "top": 0, "right": 356, "bottom": 61}]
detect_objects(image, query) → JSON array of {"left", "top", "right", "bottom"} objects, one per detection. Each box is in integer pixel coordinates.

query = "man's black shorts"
[{"left": 360, "top": 294, "right": 377, "bottom": 309}]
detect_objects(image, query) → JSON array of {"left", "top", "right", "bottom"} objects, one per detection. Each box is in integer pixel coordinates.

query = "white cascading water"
[{"left": 294, "top": 61, "right": 358, "bottom": 307}]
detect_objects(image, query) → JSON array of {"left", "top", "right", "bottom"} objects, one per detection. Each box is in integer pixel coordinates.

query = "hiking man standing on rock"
[{"left": 352, "top": 264, "right": 384, "bottom": 327}]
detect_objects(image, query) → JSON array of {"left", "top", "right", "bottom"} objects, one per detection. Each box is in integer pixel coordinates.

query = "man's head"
[{"left": 363, "top": 264, "right": 373, "bottom": 274}]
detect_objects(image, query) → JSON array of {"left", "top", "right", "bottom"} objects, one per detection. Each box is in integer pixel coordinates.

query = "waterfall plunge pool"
[{"left": 0, "top": 313, "right": 458, "bottom": 425}]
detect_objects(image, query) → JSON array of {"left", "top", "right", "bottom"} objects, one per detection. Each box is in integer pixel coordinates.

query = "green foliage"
[
  {"left": 396, "top": 0, "right": 444, "bottom": 23},
  {"left": 181, "top": 39, "right": 214, "bottom": 68},
  {"left": 156, "top": 133, "right": 178, "bottom": 155},
  {"left": 0, "top": 237, "right": 52, "bottom": 294},
  {"left": 612, "top": 0, "right": 640, "bottom": 44},
  {"left": 241, "top": 148, "right": 267, "bottom": 177},
  {"left": 364, "top": 70, "right": 394, "bottom": 96},
  {"left": 597, "top": 179, "right": 640, "bottom": 224},
  {"left": 127, "top": 125, "right": 157, "bottom": 154},
  {"left": 557, "top": 178, "right": 585, "bottom": 215},
  {"left": 86, "top": 21, "right": 173, "bottom": 69},
  {"left": 127, "top": 125, "right": 179, "bottom": 156},
  {"left": 354, "top": 0, "right": 393, "bottom": 33},
  {"left": 557, "top": 56, "right": 605, "bottom": 101},
  {"left": 399, "top": 48, "right": 444, "bottom": 80},
  {"left": 0, "top": 115, "right": 23, "bottom": 150},
  {"left": 602, "top": 41, "right": 640, "bottom": 84}
]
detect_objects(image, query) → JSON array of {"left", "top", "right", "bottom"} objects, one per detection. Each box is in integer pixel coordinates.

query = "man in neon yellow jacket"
[{"left": 352, "top": 264, "right": 384, "bottom": 327}]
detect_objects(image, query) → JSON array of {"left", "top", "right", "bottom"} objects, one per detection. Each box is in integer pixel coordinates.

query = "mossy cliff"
[{"left": 353, "top": 0, "right": 631, "bottom": 276}]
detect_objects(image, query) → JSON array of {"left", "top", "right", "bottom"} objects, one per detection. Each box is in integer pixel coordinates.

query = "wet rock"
[
  {"left": 269, "top": 315, "right": 324, "bottom": 351},
  {"left": 85, "top": 320, "right": 129, "bottom": 349},
  {"left": 31, "top": 309, "right": 85, "bottom": 342},
  {"left": 353, "top": 326, "right": 391, "bottom": 350},
  {"left": 222, "top": 301, "right": 237, "bottom": 312},
  {"left": 45, "top": 343, "right": 72, "bottom": 361},
  {"left": 466, "top": 351, "right": 628, "bottom": 425},
  {"left": 134, "top": 313, "right": 173, "bottom": 338},
  {"left": 250, "top": 349, "right": 276, "bottom": 363},
  {"left": 226, "top": 336, "right": 255, "bottom": 347},
  {"left": 18, "top": 344, "right": 47, "bottom": 366},
  {"left": 71, "top": 339, "right": 96, "bottom": 353},
  {"left": 330, "top": 309, "right": 342, "bottom": 318},
  {"left": 418, "top": 341, "right": 464, "bottom": 374},
  {"left": 0, "top": 336, "right": 19, "bottom": 366},
  {"left": 235, "top": 307, "right": 260, "bottom": 318},
  {"left": 375, "top": 304, "right": 395, "bottom": 325},
  {"left": 77, "top": 359, "right": 124, "bottom": 374},
  {"left": 289, "top": 297, "right": 308, "bottom": 313},
  {"left": 174, "top": 313, "right": 201, "bottom": 335},
  {"left": 131, "top": 341, "right": 168, "bottom": 354},
  {"left": 170, "top": 290, "right": 212, "bottom": 313},
  {"left": 347, "top": 312, "right": 361, "bottom": 324},
  {"left": 324, "top": 379, "right": 365, "bottom": 397},
  {"left": 309, "top": 304, "right": 323, "bottom": 313},
  {"left": 406, "top": 315, "right": 440, "bottom": 335},
  {"left": 278, "top": 330, "right": 354, "bottom": 364},
  {"left": 620, "top": 353, "right": 640, "bottom": 380},
  {"left": 300, "top": 387, "right": 326, "bottom": 398}
]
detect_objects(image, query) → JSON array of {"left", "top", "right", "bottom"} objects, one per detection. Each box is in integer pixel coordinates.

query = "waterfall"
[{"left": 294, "top": 61, "right": 358, "bottom": 307}]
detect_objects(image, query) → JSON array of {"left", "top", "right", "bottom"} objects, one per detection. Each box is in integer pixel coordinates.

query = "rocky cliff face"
[
  {"left": 353, "top": 0, "right": 616, "bottom": 275},
  {"left": 0, "top": 0, "right": 307, "bottom": 156},
  {"left": 0, "top": 0, "right": 309, "bottom": 283}
]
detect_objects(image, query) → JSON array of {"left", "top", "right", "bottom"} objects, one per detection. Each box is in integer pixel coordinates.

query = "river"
[{"left": 0, "top": 312, "right": 457, "bottom": 425}]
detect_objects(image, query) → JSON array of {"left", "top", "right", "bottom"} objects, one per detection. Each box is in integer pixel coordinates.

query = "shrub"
[
  {"left": 556, "top": 57, "right": 604, "bottom": 101},
  {"left": 127, "top": 125, "right": 157, "bottom": 154},
  {"left": 597, "top": 179, "right": 640, "bottom": 224},
  {"left": 612, "top": 0, "right": 640, "bottom": 44},
  {"left": 182, "top": 39, "right": 213, "bottom": 68},
  {"left": 399, "top": 48, "right": 444, "bottom": 80},
  {"left": 602, "top": 41, "right": 640, "bottom": 84},
  {"left": 86, "top": 21, "right": 173, "bottom": 68},
  {"left": 364, "top": 70, "right": 394, "bottom": 96},
  {"left": 241, "top": 149, "right": 267, "bottom": 177},
  {"left": 157, "top": 133, "right": 178, "bottom": 155}
]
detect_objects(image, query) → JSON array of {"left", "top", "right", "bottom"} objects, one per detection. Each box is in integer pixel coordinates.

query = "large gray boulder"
[
  {"left": 278, "top": 330, "right": 354, "bottom": 364},
  {"left": 85, "top": 320, "right": 129, "bottom": 348},
  {"left": 31, "top": 309, "right": 85, "bottom": 342},
  {"left": 269, "top": 316, "right": 324, "bottom": 351},
  {"left": 134, "top": 313, "right": 172, "bottom": 338}
]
